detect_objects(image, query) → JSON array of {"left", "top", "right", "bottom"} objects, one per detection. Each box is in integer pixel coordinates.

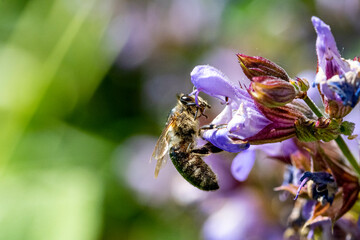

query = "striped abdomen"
[{"left": 169, "top": 146, "right": 219, "bottom": 191}]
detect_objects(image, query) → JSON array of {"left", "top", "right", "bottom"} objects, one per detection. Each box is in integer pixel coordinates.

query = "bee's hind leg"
[
  {"left": 200, "top": 124, "right": 227, "bottom": 130},
  {"left": 198, "top": 124, "right": 227, "bottom": 136},
  {"left": 191, "top": 142, "right": 223, "bottom": 155},
  {"left": 193, "top": 124, "right": 226, "bottom": 155}
]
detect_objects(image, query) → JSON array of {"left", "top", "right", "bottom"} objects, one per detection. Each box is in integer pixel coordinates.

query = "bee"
[{"left": 151, "top": 93, "right": 222, "bottom": 191}]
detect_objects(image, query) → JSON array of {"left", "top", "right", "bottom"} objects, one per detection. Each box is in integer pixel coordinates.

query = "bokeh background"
[{"left": 0, "top": 0, "right": 359, "bottom": 239}]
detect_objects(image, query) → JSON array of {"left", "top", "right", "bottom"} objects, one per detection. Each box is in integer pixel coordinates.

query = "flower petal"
[
  {"left": 294, "top": 176, "right": 309, "bottom": 200},
  {"left": 227, "top": 101, "right": 272, "bottom": 139},
  {"left": 190, "top": 65, "right": 238, "bottom": 101},
  {"left": 326, "top": 71, "right": 360, "bottom": 108},
  {"left": 210, "top": 104, "right": 233, "bottom": 125},
  {"left": 231, "top": 150, "right": 256, "bottom": 181},
  {"left": 202, "top": 99, "right": 272, "bottom": 151},
  {"left": 312, "top": 16, "right": 349, "bottom": 80},
  {"left": 202, "top": 128, "right": 250, "bottom": 153}
]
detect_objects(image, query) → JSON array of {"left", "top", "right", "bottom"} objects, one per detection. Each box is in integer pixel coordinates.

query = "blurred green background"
[{"left": 0, "top": 0, "right": 359, "bottom": 239}]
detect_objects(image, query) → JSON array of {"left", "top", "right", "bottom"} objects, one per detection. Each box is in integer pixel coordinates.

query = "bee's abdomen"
[{"left": 169, "top": 147, "right": 219, "bottom": 191}]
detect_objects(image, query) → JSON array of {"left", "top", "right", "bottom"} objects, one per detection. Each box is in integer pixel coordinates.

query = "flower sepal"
[
  {"left": 324, "top": 98, "right": 353, "bottom": 119},
  {"left": 238, "top": 54, "right": 310, "bottom": 107},
  {"left": 295, "top": 117, "right": 354, "bottom": 142},
  {"left": 242, "top": 100, "right": 315, "bottom": 144}
]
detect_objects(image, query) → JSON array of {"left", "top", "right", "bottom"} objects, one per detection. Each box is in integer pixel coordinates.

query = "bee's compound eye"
[{"left": 180, "top": 95, "right": 195, "bottom": 105}]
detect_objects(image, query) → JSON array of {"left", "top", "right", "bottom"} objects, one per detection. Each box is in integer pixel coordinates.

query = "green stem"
[
  {"left": 303, "top": 95, "right": 360, "bottom": 177},
  {"left": 303, "top": 95, "right": 323, "bottom": 118},
  {"left": 335, "top": 136, "right": 360, "bottom": 175}
]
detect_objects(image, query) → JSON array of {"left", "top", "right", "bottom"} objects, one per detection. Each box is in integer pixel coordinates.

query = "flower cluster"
[{"left": 183, "top": 16, "right": 360, "bottom": 239}]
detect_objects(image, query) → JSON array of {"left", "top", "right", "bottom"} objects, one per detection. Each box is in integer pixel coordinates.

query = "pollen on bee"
[{"left": 193, "top": 168, "right": 201, "bottom": 177}]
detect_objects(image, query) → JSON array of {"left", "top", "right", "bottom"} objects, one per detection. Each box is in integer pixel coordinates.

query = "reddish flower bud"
[
  {"left": 238, "top": 55, "right": 309, "bottom": 108},
  {"left": 237, "top": 54, "right": 289, "bottom": 81},
  {"left": 248, "top": 76, "right": 297, "bottom": 108}
]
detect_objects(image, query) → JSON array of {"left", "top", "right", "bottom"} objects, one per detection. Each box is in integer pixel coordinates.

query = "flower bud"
[
  {"left": 248, "top": 76, "right": 296, "bottom": 108},
  {"left": 237, "top": 54, "right": 289, "bottom": 81},
  {"left": 290, "top": 77, "right": 309, "bottom": 98},
  {"left": 238, "top": 55, "right": 309, "bottom": 107}
]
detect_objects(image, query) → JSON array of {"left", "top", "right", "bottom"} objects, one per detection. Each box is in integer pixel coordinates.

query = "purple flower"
[
  {"left": 190, "top": 65, "right": 313, "bottom": 181},
  {"left": 191, "top": 65, "right": 312, "bottom": 151},
  {"left": 191, "top": 65, "right": 271, "bottom": 152},
  {"left": 312, "top": 16, "right": 360, "bottom": 117},
  {"left": 202, "top": 191, "right": 283, "bottom": 240}
]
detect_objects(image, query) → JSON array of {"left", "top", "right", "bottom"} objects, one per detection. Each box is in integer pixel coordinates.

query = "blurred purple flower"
[
  {"left": 118, "top": 136, "right": 175, "bottom": 205},
  {"left": 202, "top": 191, "right": 283, "bottom": 240},
  {"left": 312, "top": 16, "right": 360, "bottom": 117},
  {"left": 230, "top": 149, "right": 256, "bottom": 182}
]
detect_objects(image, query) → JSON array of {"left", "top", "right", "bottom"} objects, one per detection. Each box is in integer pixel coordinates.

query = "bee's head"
[{"left": 178, "top": 93, "right": 210, "bottom": 118}]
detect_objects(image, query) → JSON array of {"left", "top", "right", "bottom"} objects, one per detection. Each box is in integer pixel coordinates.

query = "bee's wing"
[{"left": 151, "top": 118, "right": 175, "bottom": 178}]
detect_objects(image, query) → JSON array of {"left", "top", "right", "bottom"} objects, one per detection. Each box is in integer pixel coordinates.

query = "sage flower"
[
  {"left": 312, "top": 16, "right": 360, "bottom": 118},
  {"left": 190, "top": 65, "right": 312, "bottom": 153}
]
